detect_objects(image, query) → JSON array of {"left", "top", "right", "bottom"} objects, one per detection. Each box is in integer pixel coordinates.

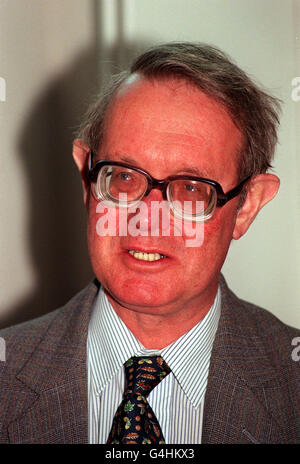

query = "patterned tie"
[{"left": 107, "top": 356, "right": 171, "bottom": 444}]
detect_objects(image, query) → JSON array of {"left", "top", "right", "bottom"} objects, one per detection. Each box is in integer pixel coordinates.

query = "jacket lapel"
[
  {"left": 202, "top": 276, "right": 290, "bottom": 444},
  {"left": 7, "top": 280, "right": 99, "bottom": 444},
  {"left": 6, "top": 276, "right": 296, "bottom": 443}
]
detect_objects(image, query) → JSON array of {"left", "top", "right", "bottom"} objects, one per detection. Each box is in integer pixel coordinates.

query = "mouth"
[{"left": 127, "top": 250, "right": 168, "bottom": 262}]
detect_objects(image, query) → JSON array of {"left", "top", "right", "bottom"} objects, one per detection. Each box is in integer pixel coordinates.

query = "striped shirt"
[{"left": 87, "top": 286, "right": 221, "bottom": 444}]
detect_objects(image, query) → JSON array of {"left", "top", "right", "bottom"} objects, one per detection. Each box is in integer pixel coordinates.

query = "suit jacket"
[{"left": 0, "top": 275, "right": 299, "bottom": 444}]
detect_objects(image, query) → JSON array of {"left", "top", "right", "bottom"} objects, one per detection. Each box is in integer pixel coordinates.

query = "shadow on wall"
[
  {"left": 0, "top": 36, "right": 152, "bottom": 329},
  {"left": 0, "top": 47, "right": 97, "bottom": 329}
]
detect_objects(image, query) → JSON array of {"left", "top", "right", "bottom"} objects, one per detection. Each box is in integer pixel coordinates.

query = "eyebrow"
[{"left": 117, "top": 155, "right": 215, "bottom": 179}]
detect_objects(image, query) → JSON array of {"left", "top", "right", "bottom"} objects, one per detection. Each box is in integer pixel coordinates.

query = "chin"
[{"left": 104, "top": 278, "right": 176, "bottom": 311}]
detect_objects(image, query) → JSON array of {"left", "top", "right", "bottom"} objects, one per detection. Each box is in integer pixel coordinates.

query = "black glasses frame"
[{"left": 88, "top": 152, "right": 251, "bottom": 207}]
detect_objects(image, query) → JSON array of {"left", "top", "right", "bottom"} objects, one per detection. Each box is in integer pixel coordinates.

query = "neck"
[{"left": 105, "top": 284, "right": 218, "bottom": 349}]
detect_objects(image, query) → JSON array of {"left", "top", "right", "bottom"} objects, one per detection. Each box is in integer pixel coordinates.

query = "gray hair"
[{"left": 77, "top": 42, "right": 281, "bottom": 181}]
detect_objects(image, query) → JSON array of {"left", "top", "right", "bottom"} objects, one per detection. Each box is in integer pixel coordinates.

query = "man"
[{"left": 0, "top": 42, "right": 299, "bottom": 444}]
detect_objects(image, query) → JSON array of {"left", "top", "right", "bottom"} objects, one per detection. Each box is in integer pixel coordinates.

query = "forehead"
[{"left": 101, "top": 75, "right": 243, "bottom": 181}]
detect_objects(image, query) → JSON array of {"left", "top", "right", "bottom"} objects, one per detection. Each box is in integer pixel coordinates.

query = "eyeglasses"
[{"left": 88, "top": 152, "right": 251, "bottom": 222}]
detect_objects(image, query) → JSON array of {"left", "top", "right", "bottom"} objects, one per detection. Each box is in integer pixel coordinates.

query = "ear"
[
  {"left": 72, "top": 139, "right": 90, "bottom": 207},
  {"left": 232, "top": 173, "right": 280, "bottom": 240}
]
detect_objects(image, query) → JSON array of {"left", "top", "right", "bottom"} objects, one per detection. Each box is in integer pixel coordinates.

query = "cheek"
[
  {"left": 87, "top": 197, "right": 118, "bottom": 238},
  {"left": 177, "top": 196, "right": 237, "bottom": 250},
  {"left": 86, "top": 201, "right": 115, "bottom": 267},
  {"left": 180, "top": 212, "right": 223, "bottom": 253},
  {"left": 203, "top": 205, "right": 237, "bottom": 257},
  {"left": 182, "top": 208, "right": 236, "bottom": 276}
]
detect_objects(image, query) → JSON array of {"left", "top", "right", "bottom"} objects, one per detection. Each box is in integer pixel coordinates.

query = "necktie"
[{"left": 107, "top": 356, "right": 171, "bottom": 444}]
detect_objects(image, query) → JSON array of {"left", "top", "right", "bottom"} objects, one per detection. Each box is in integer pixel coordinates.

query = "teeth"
[{"left": 128, "top": 250, "right": 166, "bottom": 261}]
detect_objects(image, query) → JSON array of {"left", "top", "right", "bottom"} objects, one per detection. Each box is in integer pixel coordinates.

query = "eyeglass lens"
[{"left": 96, "top": 165, "right": 217, "bottom": 219}]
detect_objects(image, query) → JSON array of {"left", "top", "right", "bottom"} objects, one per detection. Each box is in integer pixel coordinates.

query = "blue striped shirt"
[{"left": 87, "top": 286, "right": 221, "bottom": 444}]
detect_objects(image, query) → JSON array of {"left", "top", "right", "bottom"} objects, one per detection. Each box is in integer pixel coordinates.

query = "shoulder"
[
  {"left": 0, "top": 280, "right": 99, "bottom": 375},
  {"left": 219, "top": 274, "right": 300, "bottom": 365}
]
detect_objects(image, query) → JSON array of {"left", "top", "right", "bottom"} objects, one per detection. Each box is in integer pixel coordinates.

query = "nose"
[
  {"left": 127, "top": 188, "right": 171, "bottom": 236},
  {"left": 143, "top": 180, "right": 168, "bottom": 201},
  {"left": 143, "top": 187, "right": 165, "bottom": 203}
]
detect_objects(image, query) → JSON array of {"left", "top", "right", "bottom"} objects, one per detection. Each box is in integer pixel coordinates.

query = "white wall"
[{"left": 0, "top": 0, "right": 299, "bottom": 329}]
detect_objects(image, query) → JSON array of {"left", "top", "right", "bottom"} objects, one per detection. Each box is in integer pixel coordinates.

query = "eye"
[
  {"left": 185, "top": 183, "right": 196, "bottom": 192},
  {"left": 119, "top": 172, "right": 131, "bottom": 181}
]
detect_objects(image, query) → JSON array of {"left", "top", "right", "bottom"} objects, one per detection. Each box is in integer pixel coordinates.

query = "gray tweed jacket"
[{"left": 0, "top": 275, "right": 299, "bottom": 444}]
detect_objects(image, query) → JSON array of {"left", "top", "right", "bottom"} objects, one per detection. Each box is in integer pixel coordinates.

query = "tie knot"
[{"left": 124, "top": 356, "right": 170, "bottom": 398}]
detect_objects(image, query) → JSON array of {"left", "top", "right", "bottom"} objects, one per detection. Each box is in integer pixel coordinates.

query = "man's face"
[{"left": 85, "top": 76, "right": 244, "bottom": 319}]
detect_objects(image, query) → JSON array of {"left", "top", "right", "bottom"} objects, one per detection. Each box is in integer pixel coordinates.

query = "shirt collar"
[
  {"left": 88, "top": 286, "right": 220, "bottom": 408},
  {"left": 161, "top": 289, "right": 220, "bottom": 407}
]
